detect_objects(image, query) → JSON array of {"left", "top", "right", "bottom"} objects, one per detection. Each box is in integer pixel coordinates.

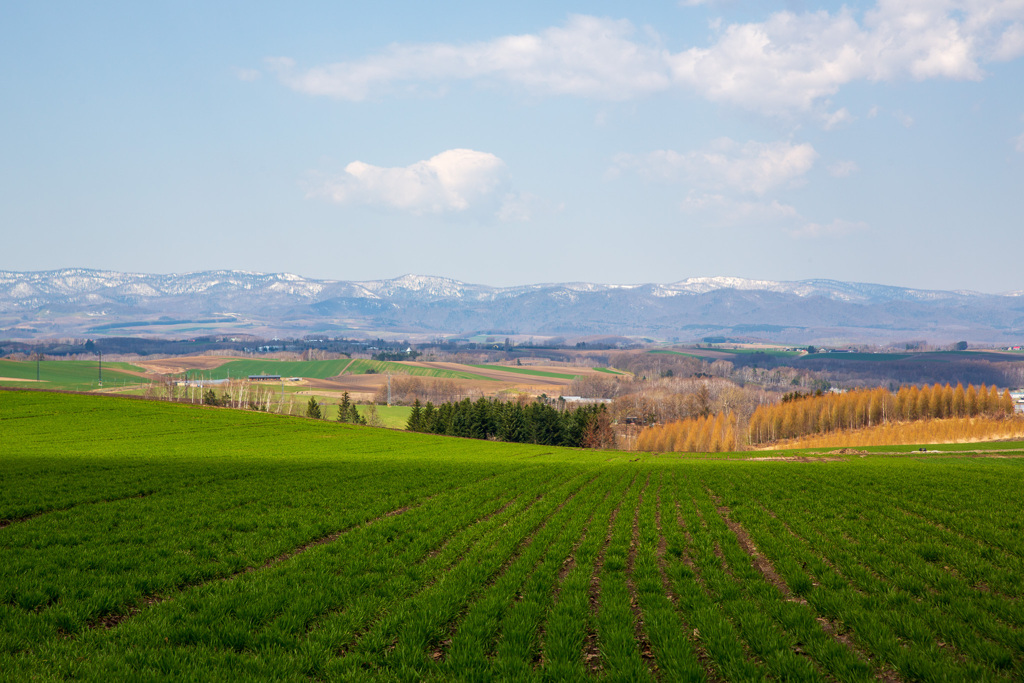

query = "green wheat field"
[{"left": 2, "top": 389, "right": 1023, "bottom": 681}]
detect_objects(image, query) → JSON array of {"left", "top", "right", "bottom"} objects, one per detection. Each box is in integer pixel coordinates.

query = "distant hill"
[{"left": 2, "top": 268, "right": 1023, "bottom": 344}]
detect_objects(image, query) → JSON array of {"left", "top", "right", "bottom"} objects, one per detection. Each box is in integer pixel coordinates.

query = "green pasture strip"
[
  {"left": 594, "top": 366, "right": 624, "bottom": 375},
  {"left": 177, "top": 358, "right": 353, "bottom": 380},
  {"left": 345, "top": 359, "right": 496, "bottom": 381},
  {"left": 713, "top": 348, "right": 802, "bottom": 357},
  {"left": 650, "top": 349, "right": 703, "bottom": 358},
  {"left": 0, "top": 360, "right": 145, "bottom": 391},
  {"left": 795, "top": 352, "right": 910, "bottom": 361},
  {"left": 466, "top": 364, "right": 582, "bottom": 380}
]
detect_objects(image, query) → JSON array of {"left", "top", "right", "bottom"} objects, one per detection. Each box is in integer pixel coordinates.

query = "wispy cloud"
[
  {"left": 614, "top": 138, "right": 818, "bottom": 195},
  {"left": 267, "top": 16, "right": 670, "bottom": 102},
  {"left": 680, "top": 193, "right": 800, "bottom": 224},
  {"left": 267, "top": 3, "right": 1024, "bottom": 119},
  {"left": 828, "top": 160, "right": 860, "bottom": 177},
  {"left": 233, "top": 67, "right": 262, "bottom": 82},
  {"left": 307, "top": 149, "right": 507, "bottom": 214}
]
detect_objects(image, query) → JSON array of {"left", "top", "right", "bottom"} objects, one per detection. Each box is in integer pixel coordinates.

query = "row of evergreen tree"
[{"left": 405, "top": 397, "right": 613, "bottom": 448}]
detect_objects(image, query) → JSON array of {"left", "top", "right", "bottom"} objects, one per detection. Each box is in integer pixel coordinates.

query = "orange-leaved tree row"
[
  {"left": 768, "top": 415, "right": 1024, "bottom": 450},
  {"left": 636, "top": 411, "right": 739, "bottom": 453},
  {"left": 638, "top": 383, "right": 1016, "bottom": 453}
]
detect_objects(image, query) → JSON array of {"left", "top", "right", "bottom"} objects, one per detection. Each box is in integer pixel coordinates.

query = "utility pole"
[
  {"left": 98, "top": 351, "right": 102, "bottom": 387},
  {"left": 387, "top": 372, "right": 392, "bottom": 406},
  {"left": 36, "top": 353, "right": 40, "bottom": 381}
]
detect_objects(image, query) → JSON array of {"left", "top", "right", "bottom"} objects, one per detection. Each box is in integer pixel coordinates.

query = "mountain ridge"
[{"left": 1, "top": 268, "right": 1021, "bottom": 344}]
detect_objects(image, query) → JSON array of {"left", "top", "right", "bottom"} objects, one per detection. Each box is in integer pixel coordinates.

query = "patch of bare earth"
[{"left": 135, "top": 355, "right": 241, "bottom": 374}]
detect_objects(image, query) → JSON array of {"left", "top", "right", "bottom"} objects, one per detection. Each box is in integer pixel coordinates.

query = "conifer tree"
[
  {"left": 337, "top": 391, "right": 352, "bottom": 422},
  {"left": 406, "top": 399, "right": 423, "bottom": 431},
  {"left": 305, "top": 397, "right": 322, "bottom": 419}
]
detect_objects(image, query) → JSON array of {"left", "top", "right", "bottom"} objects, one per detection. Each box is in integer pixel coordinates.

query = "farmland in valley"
[
  {"left": 0, "top": 359, "right": 147, "bottom": 391},
  {"left": 3, "top": 390, "right": 1024, "bottom": 680},
  {"left": 138, "top": 357, "right": 496, "bottom": 382}
]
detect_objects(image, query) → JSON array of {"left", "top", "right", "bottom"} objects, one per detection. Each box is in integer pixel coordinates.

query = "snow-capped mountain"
[{"left": 1, "top": 268, "right": 1021, "bottom": 343}]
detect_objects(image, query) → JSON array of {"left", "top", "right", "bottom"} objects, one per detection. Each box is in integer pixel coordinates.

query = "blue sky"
[{"left": 3, "top": 1, "right": 1024, "bottom": 292}]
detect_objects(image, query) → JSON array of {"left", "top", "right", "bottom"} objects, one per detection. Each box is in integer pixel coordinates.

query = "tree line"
[
  {"left": 405, "top": 397, "right": 614, "bottom": 449},
  {"left": 639, "top": 383, "right": 1018, "bottom": 453}
]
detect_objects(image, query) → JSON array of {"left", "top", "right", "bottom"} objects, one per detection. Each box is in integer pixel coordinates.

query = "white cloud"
[
  {"left": 680, "top": 193, "right": 800, "bottom": 225},
  {"left": 268, "top": 15, "right": 671, "bottom": 101},
  {"left": 1015, "top": 132, "right": 1024, "bottom": 152},
  {"left": 234, "top": 67, "right": 262, "bottom": 82},
  {"left": 309, "top": 149, "right": 507, "bottom": 214},
  {"left": 822, "top": 107, "right": 854, "bottom": 129},
  {"left": 894, "top": 110, "right": 916, "bottom": 127},
  {"left": 677, "top": 191, "right": 865, "bottom": 237},
  {"left": 269, "top": 4, "right": 1024, "bottom": 118},
  {"left": 828, "top": 160, "right": 860, "bottom": 177},
  {"left": 497, "top": 192, "right": 538, "bottom": 221},
  {"left": 615, "top": 138, "right": 818, "bottom": 195}
]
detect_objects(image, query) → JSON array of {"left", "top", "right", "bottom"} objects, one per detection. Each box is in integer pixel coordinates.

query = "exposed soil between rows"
[
  {"left": 711, "top": 494, "right": 887, "bottom": 674},
  {"left": 430, "top": 474, "right": 596, "bottom": 663},
  {"left": 626, "top": 474, "right": 656, "bottom": 675},
  {"left": 339, "top": 491, "right": 548, "bottom": 661},
  {"left": 89, "top": 498, "right": 423, "bottom": 631},
  {"left": 655, "top": 484, "right": 723, "bottom": 682}
]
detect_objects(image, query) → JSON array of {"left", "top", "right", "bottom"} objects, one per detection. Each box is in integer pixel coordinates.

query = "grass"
[
  {"left": 796, "top": 352, "right": 911, "bottom": 361},
  {"left": 0, "top": 360, "right": 146, "bottom": 391},
  {"left": 2, "top": 389, "right": 1023, "bottom": 681},
  {"left": 712, "top": 348, "right": 802, "bottom": 357},
  {"left": 467, "top": 364, "right": 581, "bottom": 380},
  {"left": 649, "top": 349, "right": 703, "bottom": 358},
  {"left": 179, "top": 358, "right": 495, "bottom": 382}
]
